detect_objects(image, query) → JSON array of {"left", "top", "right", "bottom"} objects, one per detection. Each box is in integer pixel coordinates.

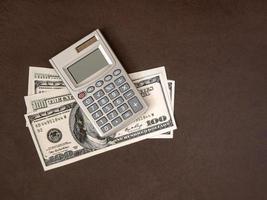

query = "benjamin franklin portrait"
[{"left": 69, "top": 103, "right": 115, "bottom": 150}]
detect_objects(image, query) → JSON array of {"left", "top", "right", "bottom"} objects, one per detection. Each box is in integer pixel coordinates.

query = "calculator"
[{"left": 49, "top": 29, "right": 148, "bottom": 137}]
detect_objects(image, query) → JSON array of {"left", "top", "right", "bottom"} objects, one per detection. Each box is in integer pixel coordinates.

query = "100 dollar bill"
[
  {"left": 26, "top": 66, "right": 175, "bottom": 138},
  {"left": 28, "top": 66, "right": 65, "bottom": 95},
  {"left": 25, "top": 67, "right": 177, "bottom": 170}
]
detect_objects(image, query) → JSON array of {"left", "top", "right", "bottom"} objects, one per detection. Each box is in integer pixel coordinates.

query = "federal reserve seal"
[{"left": 47, "top": 128, "right": 62, "bottom": 143}]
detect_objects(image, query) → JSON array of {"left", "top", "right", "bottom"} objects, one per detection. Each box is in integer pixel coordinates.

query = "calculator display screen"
[{"left": 67, "top": 48, "right": 109, "bottom": 84}]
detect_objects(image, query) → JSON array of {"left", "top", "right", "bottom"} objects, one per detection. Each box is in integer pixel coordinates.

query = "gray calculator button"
[
  {"left": 95, "top": 80, "right": 104, "bottom": 87},
  {"left": 92, "top": 110, "right": 103, "bottom": 120},
  {"left": 98, "top": 96, "right": 109, "bottom": 106},
  {"left": 113, "top": 97, "right": 124, "bottom": 106},
  {"left": 128, "top": 97, "right": 143, "bottom": 113},
  {"left": 93, "top": 89, "right": 104, "bottom": 100},
  {"left": 113, "top": 69, "right": 121, "bottom": 76},
  {"left": 111, "top": 117, "right": 122, "bottom": 127},
  {"left": 96, "top": 117, "right": 108, "bottom": 127},
  {"left": 104, "top": 75, "right": 112, "bottom": 82},
  {"left": 87, "top": 103, "right": 98, "bottom": 113},
  {"left": 101, "top": 123, "right": 112, "bottom": 133},
  {"left": 87, "top": 86, "right": 95, "bottom": 93},
  {"left": 122, "top": 110, "right": 133, "bottom": 120},
  {"left": 114, "top": 76, "right": 126, "bottom": 86},
  {"left": 118, "top": 103, "right": 128, "bottom": 113},
  {"left": 119, "top": 83, "right": 130, "bottom": 93},
  {"left": 104, "top": 83, "right": 115, "bottom": 93},
  {"left": 108, "top": 89, "right": 119, "bottom": 100},
  {"left": 83, "top": 96, "right": 94, "bottom": 106},
  {"left": 123, "top": 89, "right": 135, "bottom": 99},
  {"left": 103, "top": 103, "right": 114, "bottom": 113},
  {"left": 107, "top": 110, "right": 118, "bottom": 120}
]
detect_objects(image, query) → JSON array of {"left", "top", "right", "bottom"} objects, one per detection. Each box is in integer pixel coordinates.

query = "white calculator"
[{"left": 49, "top": 29, "right": 148, "bottom": 137}]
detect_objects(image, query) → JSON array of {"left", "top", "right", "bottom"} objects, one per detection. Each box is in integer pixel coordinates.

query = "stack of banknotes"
[{"left": 24, "top": 66, "right": 177, "bottom": 170}]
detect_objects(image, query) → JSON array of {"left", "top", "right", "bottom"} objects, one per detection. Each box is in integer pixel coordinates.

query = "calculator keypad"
[
  {"left": 98, "top": 96, "right": 109, "bottom": 106},
  {"left": 114, "top": 76, "right": 126, "bottom": 86},
  {"left": 81, "top": 69, "right": 145, "bottom": 134},
  {"left": 101, "top": 123, "right": 112, "bottom": 133},
  {"left": 103, "top": 103, "right": 114, "bottom": 113},
  {"left": 119, "top": 83, "right": 130, "bottom": 93},
  {"left": 118, "top": 103, "right": 128, "bottom": 113},
  {"left": 111, "top": 117, "right": 122, "bottom": 126},
  {"left": 96, "top": 80, "right": 104, "bottom": 87},
  {"left": 108, "top": 89, "right": 119, "bottom": 99},
  {"left": 104, "top": 75, "right": 112, "bottom": 82},
  {"left": 93, "top": 89, "right": 104, "bottom": 100},
  {"left": 113, "top": 69, "right": 121, "bottom": 76},
  {"left": 113, "top": 97, "right": 124, "bottom": 106},
  {"left": 88, "top": 103, "right": 98, "bottom": 113},
  {"left": 128, "top": 97, "right": 143, "bottom": 113},
  {"left": 122, "top": 110, "right": 133, "bottom": 120},
  {"left": 83, "top": 96, "right": 93, "bottom": 106},
  {"left": 107, "top": 110, "right": 118, "bottom": 120},
  {"left": 97, "top": 117, "right": 108, "bottom": 127},
  {"left": 78, "top": 91, "right": 86, "bottom": 99},
  {"left": 123, "top": 90, "right": 134, "bottom": 99},
  {"left": 92, "top": 110, "right": 103, "bottom": 120},
  {"left": 87, "top": 86, "right": 95, "bottom": 93},
  {"left": 104, "top": 83, "right": 115, "bottom": 93}
]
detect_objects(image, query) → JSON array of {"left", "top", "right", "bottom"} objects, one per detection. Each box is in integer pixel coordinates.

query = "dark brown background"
[{"left": 0, "top": 0, "right": 266, "bottom": 199}]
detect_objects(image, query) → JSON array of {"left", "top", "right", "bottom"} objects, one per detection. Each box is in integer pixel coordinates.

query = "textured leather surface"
[{"left": 0, "top": 1, "right": 266, "bottom": 200}]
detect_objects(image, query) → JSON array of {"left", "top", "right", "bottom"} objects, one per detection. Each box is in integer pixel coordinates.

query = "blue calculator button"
[
  {"left": 114, "top": 76, "right": 126, "bottom": 86},
  {"left": 95, "top": 80, "right": 104, "bottom": 87},
  {"left": 101, "top": 123, "right": 112, "bottom": 133},
  {"left": 86, "top": 86, "right": 95, "bottom": 93},
  {"left": 83, "top": 96, "right": 93, "bottom": 106},
  {"left": 93, "top": 89, "right": 104, "bottom": 100},
  {"left": 113, "top": 69, "right": 121, "bottom": 76},
  {"left": 104, "top": 75, "right": 112, "bottom": 82},
  {"left": 113, "top": 97, "right": 124, "bottom": 106},
  {"left": 103, "top": 103, "right": 114, "bottom": 113},
  {"left": 104, "top": 83, "right": 115, "bottom": 93}
]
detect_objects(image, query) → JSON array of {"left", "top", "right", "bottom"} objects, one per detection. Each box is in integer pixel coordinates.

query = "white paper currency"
[
  {"left": 25, "top": 81, "right": 175, "bottom": 138},
  {"left": 26, "top": 66, "right": 176, "bottom": 138},
  {"left": 128, "top": 68, "right": 176, "bottom": 138},
  {"left": 27, "top": 66, "right": 65, "bottom": 95},
  {"left": 25, "top": 67, "right": 177, "bottom": 170},
  {"left": 152, "top": 80, "right": 175, "bottom": 139}
]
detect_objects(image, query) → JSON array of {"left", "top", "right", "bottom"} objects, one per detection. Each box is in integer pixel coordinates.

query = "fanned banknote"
[
  {"left": 28, "top": 66, "right": 65, "bottom": 95},
  {"left": 24, "top": 67, "right": 177, "bottom": 170},
  {"left": 26, "top": 66, "right": 176, "bottom": 138}
]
